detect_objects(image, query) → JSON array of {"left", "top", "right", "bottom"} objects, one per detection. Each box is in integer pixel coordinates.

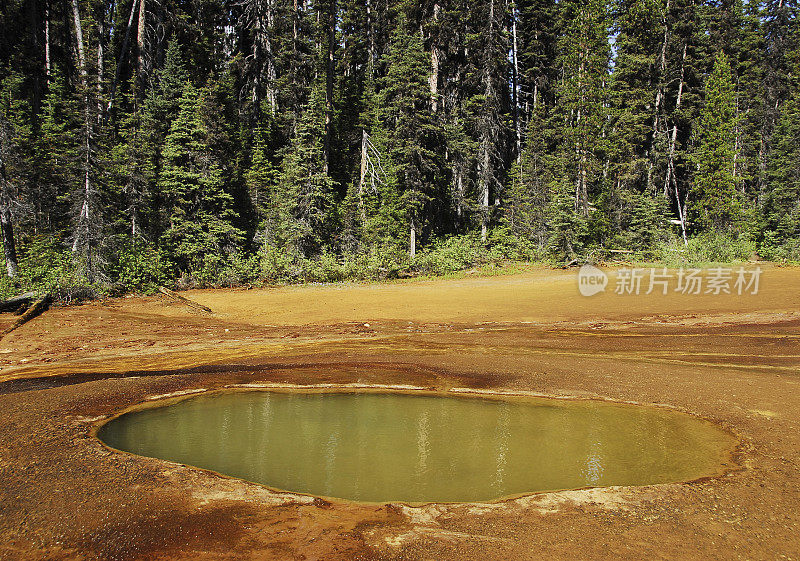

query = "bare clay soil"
[{"left": 0, "top": 265, "right": 798, "bottom": 560}]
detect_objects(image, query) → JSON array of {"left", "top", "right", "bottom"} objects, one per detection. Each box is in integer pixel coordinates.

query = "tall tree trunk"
[
  {"left": 136, "top": 0, "right": 146, "bottom": 95},
  {"left": 107, "top": 0, "right": 139, "bottom": 113},
  {"left": 71, "top": 0, "right": 93, "bottom": 256},
  {"left": 409, "top": 219, "right": 416, "bottom": 257},
  {"left": 358, "top": 129, "right": 368, "bottom": 221},
  {"left": 478, "top": 0, "right": 497, "bottom": 241},
  {"left": 511, "top": 6, "right": 521, "bottom": 162},
  {"left": 265, "top": 0, "right": 277, "bottom": 116},
  {"left": 97, "top": 14, "right": 105, "bottom": 123},
  {"left": 0, "top": 149, "right": 19, "bottom": 278},
  {"left": 45, "top": 0, "right": 51, "bottom": 85},
  {"left": 429, "top": 2, "right": 440, "bottom": 112},
  {"left": 648, "top": 0, "right": 670, "bottom": 192},
  {"left": 664, "top": 42, "right": 688, "bottom": 244},
  {"left": 366, "top": 0, "right": 374, "bottom": 76},
  {"left": 323, "top": 0, "right": 335, "bottom": 174},
  {"left": 665, "top": 43, "right": 686, "bottom": 200}
]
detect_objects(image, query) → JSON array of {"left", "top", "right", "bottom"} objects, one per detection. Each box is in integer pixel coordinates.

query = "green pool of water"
[{"left": 97, "top": 391, "right": 736, "bottom": 503}]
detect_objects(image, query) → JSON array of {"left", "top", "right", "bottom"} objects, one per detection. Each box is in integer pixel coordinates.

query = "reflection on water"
[{"left": 98, "top": 391, "right": 735, "bottom": 503}]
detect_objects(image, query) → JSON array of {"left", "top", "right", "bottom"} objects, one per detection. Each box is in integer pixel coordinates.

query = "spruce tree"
[
  {"left": 606, "top": 0, "right": 664, "bottom": 248},
  {"left": 509, "top": 105, "right": 550, "bottom": 248},
  {"left": 762, "top": 84, "right": 800, "bottom": 256},
  {"left": 245, "top": 126, "right": 278, "bottom": 245},
  {"left": 157, "top": 82, "right": 244, "bottom": 276},
  {"left": 275, "top": 80, "right": 337, "bottom": 257},
  {"left": 692, "top": 51, "right": 741, "bottom": 232},
  {"left": 374, "top": 11, "right": 445, "bottom": 257},
  {"left": 548, "top": 0, "right": 610, "bottom": 251}
]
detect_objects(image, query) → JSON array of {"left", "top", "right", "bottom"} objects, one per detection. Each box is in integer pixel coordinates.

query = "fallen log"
[
  {"left": 0, "top": 292, "right": 39, "bottom": 313},
  {"left": 0, "top": 295, "right": 52, "bottom": 339},
  {"left": 158, "top": 287, "right": 213, "bottom": 314}
]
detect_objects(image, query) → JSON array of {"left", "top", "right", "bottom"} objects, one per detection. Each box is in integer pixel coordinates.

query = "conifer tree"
[
  {"left": 109, "top": 85, "right": 157, "bottom": 240},
  {"left": 157, "top": 82, "right": 244, "bottom": 275},
  {"left": 762, "top": 75, "right": 800, "bottom": 255},
  {"left": 509, "top": 105, "right": 550, "bottom": 247},
  {"left": 245, "top": 126, "right": 278, "bottom": 245},
  {"left": 374, "top": 11, "right": 445, "bottom": 257},
  {"left": 549, "top": 0, "right": 610, "bottom": 248},
  {"left": 692, "top": 51, "right": 741, "bottom": 232},
  {"left": 606, "top": 0, "right": 665, "bottom": 248},
  {"left": 275, "top": 80, "right": 337, "bottom": 256}
]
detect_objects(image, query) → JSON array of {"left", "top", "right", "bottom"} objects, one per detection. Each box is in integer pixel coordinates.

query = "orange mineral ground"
[{"left": 1, "top": 264, "right": 799, "bottom": 560}]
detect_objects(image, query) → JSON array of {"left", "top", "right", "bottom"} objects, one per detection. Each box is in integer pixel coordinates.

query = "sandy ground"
[{"left": 0, "top": 265, "right": 799, "bottom": 560}]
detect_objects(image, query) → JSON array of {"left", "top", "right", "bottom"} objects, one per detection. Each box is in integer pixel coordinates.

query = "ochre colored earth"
[{"left": 1, "top": 265, "right": 799, "bottom": 560}]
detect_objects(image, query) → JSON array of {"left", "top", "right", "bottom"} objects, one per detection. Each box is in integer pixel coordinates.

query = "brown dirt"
[{"left": 1, "top": 265, "right": 799, "bottom": 560}]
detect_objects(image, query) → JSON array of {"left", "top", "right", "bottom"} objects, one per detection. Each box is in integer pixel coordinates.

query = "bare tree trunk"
[
  {"left": 72, "top": 0, "right": 87, "bottom": 76},
  {"left": 366, "top": 0, "right": 374, "bottom": 76},
  {"left": 511, "top": 7, "right": 521, "bottom": 162},
  {"left": 454, "top": 164, "right": 463, "bottom": 218},
  {"left": 136, "top": 0, "right": 147, "bottom": 95},
  {"left": 71, "top": 0, "right": 92, "bottom": 256},
  {"left": 429, "top": 2, "right": 440, "bottom": 112},
  {"left": 45, "top": 0, "right": 51, "bottom": 85},
  {"left": 478, "top": 0, "right": 497, "bottom": 241},
  {"left": 97, "top": 14, "right": 105, "bottom": 123},
  {"left": 479, "top": 142, "right": 490, "bottom": 240},
  {"left": 648, "top": 0, "right": 670, "bottom": 192},
  {"left": 409, "top": 220, "right": 416, "bottom": 258},
  {"left": 323, "top": 0, "right": 336, "bottom": 174},
  {"left": 0, "top": 150, "right": 19, "bottom": 278},
  {"left": 265, "top": 0, "right": 277, "bottom": 116},
  {"left": 664, "top": 43, "right": 688, "bottom": 245},
  {"left": 665, "top": 43, "right": 686, "bottom": 199},
  {"left": 107, "top": 0, "right": 139, "bottom": 113},
  {"left": 358, "top": 129, "right": 368, "bottom": 221}
]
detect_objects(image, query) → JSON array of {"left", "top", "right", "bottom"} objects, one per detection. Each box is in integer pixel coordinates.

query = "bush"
[
  {"left": 654, "top": 231, "right": 757, "bottom": 267},
  {"left": 0, "top": 236, "right": 100, "bottom": 302},
  {"left": 113, "top": 239, "right": 174, "bottom": 293}
]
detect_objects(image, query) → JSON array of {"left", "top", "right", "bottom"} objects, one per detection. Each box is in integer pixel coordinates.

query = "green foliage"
[
  {"left": 111, "top": 239, "right": 174, "bottom": 293},
  {"left": 761, "top": 84, "right": 800, "bottom": 259},
  {"left": 655, "top": 231, "right": 756, "bottom": 266},
  {"left": 691, "top": 51, "right": 742, "bottom": 232},
  {"left": 373, "top": 13, "right": 446, "bottom": 255},
  {"left": 274, "top": 80, "right": 338, "bottom": 256},
  {"left": 0, "top": 237, "right": 94, "bottom": 301},
  {"left": 2, "top": 0, "right": 799, "bottom": 301},
  {"left": 157, "top": 81, "right": 244, "bottom": 273},
  {"left": 546, "top": 178, "right": 588, "bottom": 261}
]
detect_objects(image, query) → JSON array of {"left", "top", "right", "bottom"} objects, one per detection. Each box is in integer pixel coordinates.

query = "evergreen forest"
[{"left": 0, "top": 0, "right": 798, "bottom": 295}]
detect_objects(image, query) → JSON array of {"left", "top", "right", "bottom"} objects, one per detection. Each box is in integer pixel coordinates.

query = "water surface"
[{"left": 98, "top": 391, "right": 735, "bottom": 503}]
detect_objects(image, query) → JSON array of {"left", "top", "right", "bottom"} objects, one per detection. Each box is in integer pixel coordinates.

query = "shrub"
[
  {"left": 113, "top": 239, "right": 174, "bottom": 293},
  {"left": 655, "top": 231, "right": 757, "bottom": 267}
]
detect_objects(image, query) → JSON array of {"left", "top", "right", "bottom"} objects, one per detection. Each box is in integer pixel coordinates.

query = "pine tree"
[
  {"left": 109, "top": 84, "right": 157, "bottom": 241},
  {"left": 605, "top": 0, "right": 665, "bottom": 248},
  {"left": 35, "top": 70, "right": 82, "bottom": 238},
  {"left": 0, "top": 72, "right": 32, "bottom": 276},
  {"left": 516, "top": 0, "right": 558, "bottom": 120},
  {"left": 692, "top": 51, "right": 741, "bottom": 232},
  {"left": 467, "top": 0, "right": 511, "bottom": 240}
]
